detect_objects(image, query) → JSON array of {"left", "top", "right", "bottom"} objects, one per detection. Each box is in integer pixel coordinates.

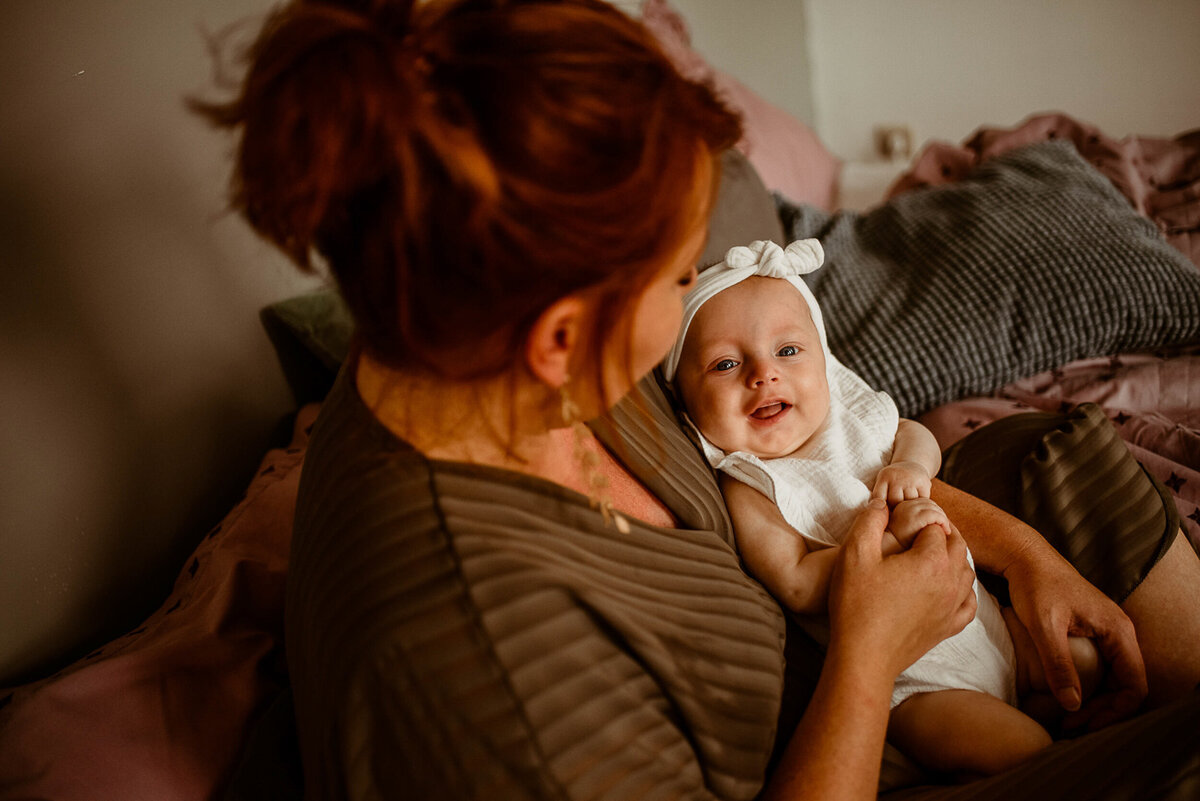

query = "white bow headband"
[{"left": 661, "top": 239, "right": 827, "bottom": 382}]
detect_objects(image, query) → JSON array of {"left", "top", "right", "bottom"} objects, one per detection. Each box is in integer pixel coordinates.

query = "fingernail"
[
  {"left": 868, "top": 498, "right": 886, "bottom": 510},
  {"left": 1063, "top": 688, "right": 1081, "bottom": 712}
]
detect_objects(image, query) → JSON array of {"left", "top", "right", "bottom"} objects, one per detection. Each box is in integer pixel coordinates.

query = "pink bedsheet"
[
  {"left": 889, "top": 112, "right": 1200, "bottom": 266},
  {"left": 920, "top": 348, "right": 1200, "bottom": 551}
]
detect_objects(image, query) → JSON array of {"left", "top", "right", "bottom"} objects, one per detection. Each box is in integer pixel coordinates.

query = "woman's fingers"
[
  {"left": 1066, "top": 618, "right": 1146, "bottom": 731},
  {"left": 834, "top": 509, "right": 976, "bottom": 680},
  {"left": 1011, "top": 560, "right": 1147, "bottom": 730},
  {"left": 1029, "top": 613, "right": 1084, "bottom": 711},
  {"left": 908, "top": 523, "right": 976, "bottom": 632},
  {"left": 943, "top": 527, "right": 978, "bottom": 627},
  {"left": 1090, "top": 624, "right": 1147, "bottom": 726},
  {"left": 846, "top": 498, "right": 890, "bottom": 560},
  {"left": 1028, "top": 608, "right": 1144, "bottom": 730}
]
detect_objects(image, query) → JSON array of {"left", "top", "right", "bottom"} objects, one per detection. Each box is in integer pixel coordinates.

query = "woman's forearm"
[
  {"left": 760, "top": 644, "right": 894, "bottom": 801},
  {"left": 930, "top": 478, "right": 1060, "bottom": 577}
]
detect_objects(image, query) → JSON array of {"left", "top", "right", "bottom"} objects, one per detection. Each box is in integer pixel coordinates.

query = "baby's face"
[{"left": 676, "top": 277, "right": 829, "bottom": 459}]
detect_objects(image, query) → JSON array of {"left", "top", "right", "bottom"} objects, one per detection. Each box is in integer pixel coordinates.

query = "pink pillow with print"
[{"left": 641, "top": 0, "right": 841, "bottom": 211}]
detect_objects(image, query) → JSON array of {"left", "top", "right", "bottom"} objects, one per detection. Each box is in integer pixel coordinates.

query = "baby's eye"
[
  {"left": 777, "top": 345, "right": 800, "bottom": 357},
  {"left": 713, "top": 359, "right": 738, "bottom": 372}
]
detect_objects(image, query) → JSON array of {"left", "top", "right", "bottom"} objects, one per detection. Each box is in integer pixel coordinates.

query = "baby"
[{"left": 662, "top": 239, "right": 1100, "bottom": 778}]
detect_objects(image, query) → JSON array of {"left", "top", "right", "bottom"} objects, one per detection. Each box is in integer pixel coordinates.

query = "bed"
[{"left": 1, "top": 0, "right": 1198, "bottom": 798}]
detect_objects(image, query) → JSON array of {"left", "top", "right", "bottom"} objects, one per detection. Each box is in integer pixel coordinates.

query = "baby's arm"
[
  {"left": 872, "top": 419, "right": 943, "bottom": 505},
  {"left": 721, "top": 475, "right": 902, "bottom": 615}
]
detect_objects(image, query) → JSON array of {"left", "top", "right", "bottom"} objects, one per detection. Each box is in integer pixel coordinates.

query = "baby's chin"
[
  {"left": 713, "top": 433, "right": 810, "bottom": 461},
  {"left": 747, "top": 442, "right": 809, "bottom": 460}
]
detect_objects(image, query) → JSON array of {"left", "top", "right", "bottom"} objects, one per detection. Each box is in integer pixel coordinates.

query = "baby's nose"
[{"left": 747, "top": 360, "right": 778, "bottom": 387}]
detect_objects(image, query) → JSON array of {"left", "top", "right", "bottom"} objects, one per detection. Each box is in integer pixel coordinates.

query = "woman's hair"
[{"left": 196, "top": 0, "right": 741, "bottom": 391}]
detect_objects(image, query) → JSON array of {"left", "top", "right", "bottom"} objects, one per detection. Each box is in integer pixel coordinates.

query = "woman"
[{"left": 201, "top": 0, "right": 1200, "bottom": 798}]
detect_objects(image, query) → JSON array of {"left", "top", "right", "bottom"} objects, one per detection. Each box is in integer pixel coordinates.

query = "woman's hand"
[
  {"left": 828, "top": 499, "right": 977, "bottom": 680},
  {"left": 1003, "top": 547, "right": 1147, "bottom": 731}
]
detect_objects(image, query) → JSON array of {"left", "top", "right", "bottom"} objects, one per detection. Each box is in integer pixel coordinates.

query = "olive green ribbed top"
[{"left": 285, "top": 368, "right": 787, "bottom": 801}]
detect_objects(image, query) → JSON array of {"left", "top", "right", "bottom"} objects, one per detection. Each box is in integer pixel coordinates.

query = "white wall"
[
  {"left": 664, "top": 0, "right": 815, "bottom": 125},
  {"left": 806, "top": 0, "right": 1200, "bottom": 161},
  {"left": 625, "top": 1, "right": 1198, "bottom": 163}
]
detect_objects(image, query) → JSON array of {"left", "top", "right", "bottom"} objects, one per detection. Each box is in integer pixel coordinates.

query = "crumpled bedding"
[
  {"left": 889, "top": 112, "right": 1200, "bottom": 266},
  {"left": 894, "top": 113, "right": 1200, "bottom": 553},
  {"left": 779, "top": 140, "right": 1200, "bottom": 419}
]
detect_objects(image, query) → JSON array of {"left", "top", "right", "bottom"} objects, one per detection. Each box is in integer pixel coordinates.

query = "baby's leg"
[
  {"left": 1001, "top": 606, "right": 1103, "bottom": 724},
  {"left": 888, "top": 689, "right": 1051, "bottom": 778}
]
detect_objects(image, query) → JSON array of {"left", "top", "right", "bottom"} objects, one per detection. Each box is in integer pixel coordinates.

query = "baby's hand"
[
  {"left": 888, "top": 497, "right": 953, "bottom": 549},
  {"left": 871, "top": 460, "right": 932, "bottom": 506}
]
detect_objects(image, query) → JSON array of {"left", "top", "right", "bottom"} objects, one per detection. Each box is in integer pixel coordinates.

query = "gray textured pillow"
[{"left": 779, "top": 141, "right": 1200, "bottom": 417}]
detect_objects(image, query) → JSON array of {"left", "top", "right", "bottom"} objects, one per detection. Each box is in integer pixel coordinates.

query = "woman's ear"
[{"left": 525, "top": 295, "right": 587, "bottom": 387}]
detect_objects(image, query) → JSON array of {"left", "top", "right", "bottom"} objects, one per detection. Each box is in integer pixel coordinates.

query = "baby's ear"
[{"left": 524, "top": 295, "right": 586, "bottom": 387}]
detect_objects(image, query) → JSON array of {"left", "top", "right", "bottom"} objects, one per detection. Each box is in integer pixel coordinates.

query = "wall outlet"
[{"left": 874, "top": 125, "right": 913, "bottom": 161}]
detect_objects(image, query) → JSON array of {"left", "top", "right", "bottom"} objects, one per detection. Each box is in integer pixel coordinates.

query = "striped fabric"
[
  {"left": 778, "top": 141, "right": 1200, "bottom": 418},
  {"left": 285, "top": 368, "right": 787, "bottom": 801},
  {"left": 940, "top": 403, "right": 1178, "bottom": 604}
]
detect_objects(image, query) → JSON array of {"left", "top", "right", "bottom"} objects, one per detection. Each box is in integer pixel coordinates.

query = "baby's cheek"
[{"left": 687, "top": 395, "right": 727, "bottom": 444}]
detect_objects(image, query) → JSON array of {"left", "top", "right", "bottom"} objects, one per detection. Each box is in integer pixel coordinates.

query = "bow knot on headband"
[
  {"left": 722, "top": 238, "right": 824, "bottom": 277},
  {"left": 660, "top": 238, "right": 827, "bottom": 383}
]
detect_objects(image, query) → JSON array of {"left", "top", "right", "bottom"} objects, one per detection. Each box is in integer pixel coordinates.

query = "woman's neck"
[
  {"left": 355, "top": 350, "right": 564, "bottom": 472},
  {"left": 355, "top": 352, "right": 677, "bottom": 528}
]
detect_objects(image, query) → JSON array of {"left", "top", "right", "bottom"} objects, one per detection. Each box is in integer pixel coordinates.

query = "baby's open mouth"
[{"left": 750, "top": 402, "right": 790, "bottom": 420}]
